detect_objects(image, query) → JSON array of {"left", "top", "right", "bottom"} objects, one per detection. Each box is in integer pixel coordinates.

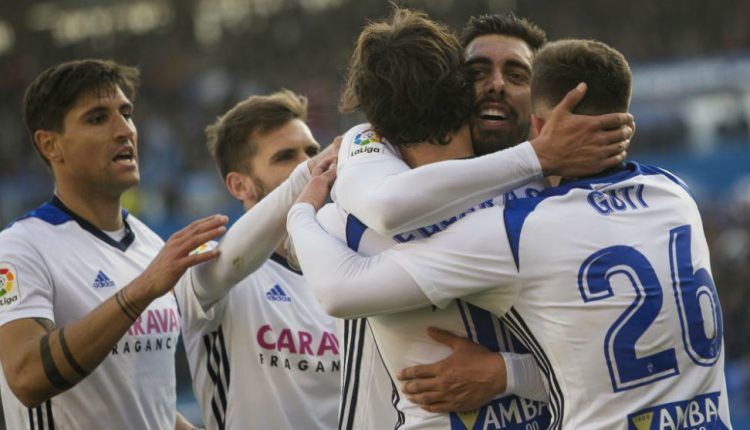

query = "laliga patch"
[
  {"left": 349, "top": 129, "right": 385, "bottom": 157},
  {"left": 628, "top": 392, "right": 729, "bottom": 430},
  {"left": 0, "top": 263, "right": 21, "bottom": 307},
  {"left": 190, "top": 242, "right": 216, "bottom": 256}
]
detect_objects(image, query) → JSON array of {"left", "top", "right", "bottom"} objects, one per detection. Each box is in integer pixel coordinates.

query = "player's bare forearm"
[
  {"left": 0, "top": 215, "right": 226, "bottom": 407},
  {"left": 0, "top": 290, "right": 150, "bottom": 407}
]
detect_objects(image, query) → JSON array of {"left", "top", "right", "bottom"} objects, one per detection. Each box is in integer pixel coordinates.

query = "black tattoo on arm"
[
  {"left": 33, "top": 318, "right": 55, "bottom": 333},
  {"left": 114, "top": 291, "right": 138, "bottom": 322},
  {"left": 39, "top": 334, "right": 72, "bottom": 391},
  {"left": 59, "top": 328, "right": 89, "bottom": 379}
]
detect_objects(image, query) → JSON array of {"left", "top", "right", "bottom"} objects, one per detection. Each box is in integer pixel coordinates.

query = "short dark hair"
[
  {"left": 340, "top": 6, "right": 473, "bottom": 146},
  {"left": 206, "top": 89, "right": 308, "bottom": 179},
  {"left": 23, "top": 59, "right": 140, "bottom": 166},
  {"left": 460, "top": 13, "right": 547, "bottom": 51},
  {"left": 531, "top": 39, "right": 632, "bottom": 115}
]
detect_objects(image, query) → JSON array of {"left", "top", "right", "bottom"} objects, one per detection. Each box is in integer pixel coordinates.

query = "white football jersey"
[
  {"left": 0, "top": 197, "right": 179, "bottom": 430},
  {"left": 175, "top": 252, "right": 340, "bottom": 430},
  {"left": 390, "top": 163, "right": 732, "bottom": 430},
  {"left": 317, "top": 187, "right": 551, "bottom": 430}
]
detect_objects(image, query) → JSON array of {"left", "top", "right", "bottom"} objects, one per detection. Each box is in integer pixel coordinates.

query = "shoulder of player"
[
  {"left": 338, "top": 122, "right": 396, "bottom": 165},
  {"left": 0, "top": 219, "right": 49, "bottom": 256},
  {"left": 418, "top": 205, "right": 508, "bottom": 247},
  {"left": 125, "top": 214, "right": 165, "bottom": 246}
]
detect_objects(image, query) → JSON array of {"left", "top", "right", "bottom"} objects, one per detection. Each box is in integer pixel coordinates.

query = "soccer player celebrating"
[
  {"left": 311, "top": 7, "right": 635, "bottom": 430},
  {"left": 289, "top": 39, "right": 732, "bottom": 429},
  {"left": 0, "top": 60, "right": 224, "bottom": 429},
  {"left": 320, "top": 10, "right": 632, "bottom": 428},
  {"left": 173, "top": 90, "right": 341, "bottom": 429}
]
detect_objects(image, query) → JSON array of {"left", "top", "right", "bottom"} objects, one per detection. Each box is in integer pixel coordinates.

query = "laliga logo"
[
  {"left": 354, "top": 130, "right": 379, "bottom": 146},
  {"left": 351, "top": 130, "right": 383, "bottom": 156},
  {"left": 0, "top": 266, "right": 19, "bottom": 306}
]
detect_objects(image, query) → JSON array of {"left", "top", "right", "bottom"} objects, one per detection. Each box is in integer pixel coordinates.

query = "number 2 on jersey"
[{"left": 577, "top": 224, "right": 723, "bottom": 392}]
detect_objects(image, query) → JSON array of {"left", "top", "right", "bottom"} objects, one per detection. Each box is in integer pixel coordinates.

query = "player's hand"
[
  {"left": 134, "top": 214, "right": 227, "bottom": 302},
  {"left": 397, "top": 327, "right": 507, "bottom": 413},
  {"left": 530, "top": 82, "right": 635, "bottom": 177},
  {"left": 307, "top": 136, "right": 341, "bottom": 174},
  {"left": 295, "top": 162, "right": 337, "bottom": 212}
]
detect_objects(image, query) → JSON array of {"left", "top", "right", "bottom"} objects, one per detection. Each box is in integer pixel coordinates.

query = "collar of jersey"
[
  {"left": 31, "top": 196, "right": 136, "bottom": 252},
  {"left": 270, "top": 253, "right": 302, "bottom": 276}
]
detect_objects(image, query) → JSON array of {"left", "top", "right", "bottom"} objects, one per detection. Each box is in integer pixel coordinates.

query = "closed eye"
[{"left": 305, "top": 145, "right": 320, "bottom": 157}]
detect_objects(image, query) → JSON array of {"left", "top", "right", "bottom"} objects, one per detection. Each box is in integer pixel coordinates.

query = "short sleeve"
[
  {"left": 0, "top": 227, "right": 55, "bottom": 327},
  {"left": 384, "top": 207, "right": 521, "bottom": 313}
]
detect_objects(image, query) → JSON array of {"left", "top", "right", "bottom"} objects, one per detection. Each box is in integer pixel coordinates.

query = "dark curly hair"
[{"left": 339, "top": 6, "right": 473, "bottom": 146}]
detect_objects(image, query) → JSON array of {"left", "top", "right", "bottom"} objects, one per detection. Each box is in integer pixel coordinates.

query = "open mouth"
[
  {"left": 112, "top": 148, "right": 136, "bottom": 164},
  {"left": 479, "top": 108, "right": 508, "bottom": 121}
]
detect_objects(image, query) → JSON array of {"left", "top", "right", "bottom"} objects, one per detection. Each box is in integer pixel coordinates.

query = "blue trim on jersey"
[
  {"left": 341, "top": 217, "right": 371, "bottom": 430},
  {"left": 638, "top": 164, "right": 696, "bottom": 201},
  {"left": 13, "top": 196, "right": 135, "bottom": 251},
  {"left": 467, "top": 304, "right": 500, "bottom": 352},
  {"left": 345, "top": 214, "right": 367, "bottom": 251},
  {"left": 13, "top": 201, "right": 73, "bottom": 226},
  {"left": 504, "top": 162, "right": 693, "bottom": 269}
]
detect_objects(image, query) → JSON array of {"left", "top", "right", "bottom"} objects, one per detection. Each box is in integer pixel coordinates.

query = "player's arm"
[
  {"left": 286, "top": 169, "right": 519, "bottom": 318},
  {"left": 337, "top": 85, "right": 633, "bottom": 236},
  {"left": 397, "top": 328, "right": 548, "bottom": 412},
  {"left": 189, "top": 140, "right": 339, "bottom": 308},
  {"left": 0, "top": 215, "right": 226, "bottom": 407}
]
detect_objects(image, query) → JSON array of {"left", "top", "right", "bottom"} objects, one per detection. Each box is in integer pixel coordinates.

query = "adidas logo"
[
  {"left": 266, "top": 284, "right": 291, "bottom": 303},
  {"left": 92, "top": 271, "right": 116, "bottom": 288}
]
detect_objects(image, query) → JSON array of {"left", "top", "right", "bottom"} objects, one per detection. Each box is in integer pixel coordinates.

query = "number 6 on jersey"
[{"left": 578, "top": 224, "right": 723, "bottom": 392}]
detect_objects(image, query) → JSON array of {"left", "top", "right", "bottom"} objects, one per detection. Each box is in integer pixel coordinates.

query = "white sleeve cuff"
[{"left": 501, "top": 352, "right": 549, "bottom": 402}]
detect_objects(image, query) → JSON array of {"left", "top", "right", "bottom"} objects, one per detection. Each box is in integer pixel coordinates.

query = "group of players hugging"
[{"left": 0, "top": 5, "right": 732, "bottom": 430}]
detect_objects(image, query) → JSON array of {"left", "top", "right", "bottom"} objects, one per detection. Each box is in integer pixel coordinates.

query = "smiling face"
[
  {"left": 44, "top": 85, "right": 139, "bottom": 198},
  {"left": 465, "top": 34, "right": 534, "bottom": 155}
]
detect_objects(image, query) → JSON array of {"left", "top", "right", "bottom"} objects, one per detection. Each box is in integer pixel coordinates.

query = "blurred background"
[{"left": 0, "top": 0, "right": 748, "bottom": 427}]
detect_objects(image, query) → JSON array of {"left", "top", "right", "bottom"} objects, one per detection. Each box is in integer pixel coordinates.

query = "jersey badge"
[
  {"left": 0, "top": 263, "right": 20, "bottom": 307},
  {"left": 452, "top": 409, "right": 479, "bottom": 429},
  {"left": 627, "top": 392, "right": 727, "bottom": 430},
  {"left": 350, "top": 129, "right": 384, "bottom": 157},
  {"left": 92, "top": 270, "right": 116, "bottom": 288},
  {"left": 190, "top": 242, "right": 213, "bottom": 255},
  {"left": 266, "top": 284, "right": 292, "bottom": 303}
]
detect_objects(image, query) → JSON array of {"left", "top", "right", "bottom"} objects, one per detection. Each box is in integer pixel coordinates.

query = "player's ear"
[
  {"left": 225, "top": 171, "right": 258, "bottom": 203},
  {"left": 34, "top": 130, "right": 63, "bottom": 164},
  {"left": 530, "top": 115, "right": 545, "bottom": 139}
]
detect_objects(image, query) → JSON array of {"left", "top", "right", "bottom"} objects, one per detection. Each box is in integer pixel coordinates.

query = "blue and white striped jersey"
[{"left": 391, "top": 163, "right": 732, "bottom": 430}]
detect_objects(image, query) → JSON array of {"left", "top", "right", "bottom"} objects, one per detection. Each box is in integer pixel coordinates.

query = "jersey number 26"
[{"left": 577, "top": 224, "right": 722, "bottom": 392}]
